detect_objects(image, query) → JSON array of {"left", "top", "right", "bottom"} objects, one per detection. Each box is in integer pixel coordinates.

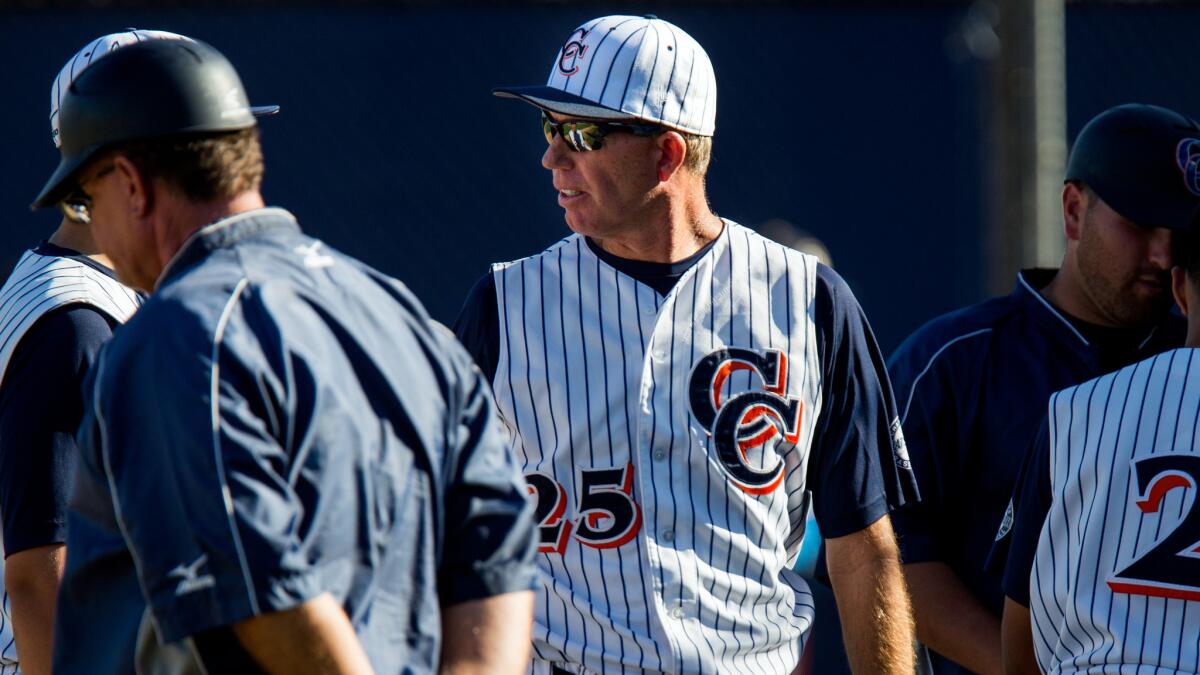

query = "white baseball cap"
[
  {"left": 49, "top": 30, "right": 195, "bottom": 148},
  {"left": 493, "top": 15, "right": 717, "bottom": 137}
]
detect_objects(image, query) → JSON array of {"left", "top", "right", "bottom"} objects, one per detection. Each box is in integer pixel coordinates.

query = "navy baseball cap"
[{"left": 1065, "top": 103, "right": 1200, "bottom": 231}]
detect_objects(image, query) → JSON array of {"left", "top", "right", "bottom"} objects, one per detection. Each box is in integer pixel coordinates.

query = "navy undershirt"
[
  {"left": 453, "top": 236, "right": 909, "bottom": 539},
  {"left": 0, "top": 243, "right": 120, "bottom": 557}
]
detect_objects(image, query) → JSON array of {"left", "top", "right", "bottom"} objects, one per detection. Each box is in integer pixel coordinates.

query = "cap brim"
[
  {"left": 32, "top": 103, "right": 280, "bottom": 211},
  {"left": 492, "top": 85, "right": 636, "bottom": 121}
]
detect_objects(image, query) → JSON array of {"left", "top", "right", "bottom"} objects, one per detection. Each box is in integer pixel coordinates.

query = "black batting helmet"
[
  {"left": 32, "top": 39, "right": 278, "bottom": 210},
  {"left": 1064, "top": 103, "right": 1200, "bottom": 232}
]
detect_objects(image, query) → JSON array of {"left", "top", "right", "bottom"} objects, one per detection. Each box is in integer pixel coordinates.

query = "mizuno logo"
[
  {"left": 295, "top": 241, "right": 334, "bottom": 269},
  {"left": 168, "top": 554, "right": 216, "bottom": 596}
]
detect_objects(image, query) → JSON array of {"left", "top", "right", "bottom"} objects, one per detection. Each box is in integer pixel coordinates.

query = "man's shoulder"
[{"left": 890, "top": 293, "right": 1019, "bottom": 373}]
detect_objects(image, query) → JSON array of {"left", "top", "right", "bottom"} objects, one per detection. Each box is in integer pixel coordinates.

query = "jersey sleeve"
[
  {"left": 436, "top": 329, "right": 537, "bottom": 606},
  {"left": 997, "top": 417, "right": 1053, "bottom": 607},
  {"left": 885, "top": 323, "right": 971, "bottom": 564},
  {"left": 0, "top": 305, "right": 115, "bottom": 556},
  {"left": 808, "top": 264, "right": 919, "bottom": 539},
  {"left": 452, "top": 272, "right": 500, "bottom": 383}
]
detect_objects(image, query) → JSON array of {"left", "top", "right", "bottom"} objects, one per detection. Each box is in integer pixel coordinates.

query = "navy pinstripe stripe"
[
  {"left": 1162, "top": 351, "right": 1195, "bottom": 668},
  {"left": 749, "top": 235, "right": 784, "bottom": 672},
  {"left": 1091, "top": 362, "right": 1139, "bottom": 666},
  {"left": 612, "top": 269, "right": 655, "bottom": 670},
  {"left": 665, "top": 282, "right": 706, "bottom": 671},
  {"left": 1075, "top": 374, "right": 1119, "bottom": 655},
  {"left": 762, "top": 241, "right": 796, "bottom": 653},
  {"left": 683, "top": 261, "right": 711, "bottom": 666},
  {"left": 651, "top": 24, "right": 681, "bottom": 122},
  {"left": 1109, "top": 353, "right": 1160, "bottom": 665},
  {"left": 630, "top": 276, "right": 665, "bottom": 670},
  {"left": 744, "top": 230, "right": 779, "bottom": 673},
  {"left": 697, "top": 61, "right": 715, "bottom": 136},
  {"left": 673, "top": 44, "right": 699, "bottom": 127},
  {"left": 1047, "top": 385, "right": 1090, "bottom": 657},
  {"left": 530, "top": 256, "right": 560, "bottom": 663},
  {"left": 595, "top": 258, "right": 632, "bottom": 670},
  {"left": 559, "top": 244, "right": 597, "bottom": 664},
  {"left": 1130, "top": 352, "right": 1176, "bottom": 665},
  {"left": 495, "top": 267, "right": 554, "bottom": 663},
  {"left": 618, "top": 25, "right": 655, "bottom": 116},
  {"left": 575, "top": 17, "right": 640, "bottom": 98},
  {"left": 1172, "top": 352, "right": 1200, "bottom": 669},
  {"left": 702, "top": 245, "right": 737, "bottom": 662},
  {"left": 1061, "top": 377, "right": 1100, "bottom": 655},
  {"left": 631, "top": 22, "right": 662, "bottom": 116},
  {"left": 717, "top": 233, "right": 748, "bottom": 662},
  {"left": 572, "top": 240, "right": 607, "bottom": 672},
  {"left": 598, "top": 26, "right": 647, "bottom": 110}
]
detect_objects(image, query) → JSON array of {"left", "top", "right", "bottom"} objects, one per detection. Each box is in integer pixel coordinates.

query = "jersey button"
[
  {"left": 661, "top": 529, "right": 675, "bottom": 542},
  {"left": 653, "top": 449, "right": 667, "bottom": 461},
  {"left": 670, "top": 606, "right": 685, "bottom": 619}
]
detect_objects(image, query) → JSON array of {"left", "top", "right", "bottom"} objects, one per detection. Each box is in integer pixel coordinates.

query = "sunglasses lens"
[
  {"left": 565, "top": 122, "right": 602, "bottom": 152},
  {"left": 542, "top": 115, "right": 556, "bottom": 145}
]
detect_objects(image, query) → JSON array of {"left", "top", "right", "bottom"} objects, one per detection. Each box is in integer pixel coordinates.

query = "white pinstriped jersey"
[
  {"left": 0, "top": 247, "right": 140, "bottom": 675},
  {"left": 493, "top": 222, "right": 822, "bottom": 674},
  {"left": 1, "top": 554, "right": 13, "bottom": 674},
  {"left": 1031, "top": 348, "right": 1200, "bottom": 673},
  {"left": 0, "top": 248, "right": 139, "bottom": 389}
]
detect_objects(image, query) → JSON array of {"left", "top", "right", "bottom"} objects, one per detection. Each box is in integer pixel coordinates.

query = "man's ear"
[
  {"left": 1062, "top": 182, "right": 1086, "bottom": 242},
  {"left": 1173, "top": 266, "right": 1190, "bottom": 317},
  {"left": 655, "top": 131, "right": 687, "bottom": 183},
  {"left": 112, "top": 155, "right": 152, "bottom": 217}
]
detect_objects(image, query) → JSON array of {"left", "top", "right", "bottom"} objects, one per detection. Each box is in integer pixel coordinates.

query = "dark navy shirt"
[
  {"left": 995, "top": 417, "right": 1052, "bottom": 606},
  {"left": 887, "top": 269, "right": 1183, "bottom": 674},
  {"left": 56, "top": 209, "right": 537, "bottom": 674},
  {"left": 0, "top": 243, "right": 119, "bottom": 557},
  {"left": 455, "top": 238, "right": 911, "bottom": 539}
]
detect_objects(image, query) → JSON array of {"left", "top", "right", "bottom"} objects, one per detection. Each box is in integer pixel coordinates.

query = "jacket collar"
[{"left": 156, "top": 207, "right": 298, "bottom": 289}]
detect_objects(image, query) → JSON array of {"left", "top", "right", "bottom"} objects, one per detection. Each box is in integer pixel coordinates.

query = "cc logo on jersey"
[
  {"left": 688, "top": 348, "right": 803, "bottom": 495},
  {"left": 557, "top": 28, "right": 589, "bottom": 76}
]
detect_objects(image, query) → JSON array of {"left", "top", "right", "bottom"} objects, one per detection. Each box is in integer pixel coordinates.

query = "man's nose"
[
  {"left": 542, "top": 134, "right": 572, "bottom": 171},
  {"left": 1148, "top": 227, "right": 1176, "bottom": 269}
]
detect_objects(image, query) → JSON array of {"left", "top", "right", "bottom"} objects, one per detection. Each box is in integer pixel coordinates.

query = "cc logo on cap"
[
  {"left": 1175, "top": 138, "right": 1200, "bottom": 197},
  {"left": 557, "top": 28, "right": 589, "bottom": 76}
]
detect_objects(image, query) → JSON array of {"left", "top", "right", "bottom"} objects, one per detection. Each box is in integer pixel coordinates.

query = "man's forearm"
[
  {"left": 231, "top": 592, "right": 374, "bottom": 674},
  {"left": 1000, "top": 598, "right": 1039, "bottom": 675},
  {"left": 905, "top": 561, "right": 1002, "bottom": 675},
  {"left": 440, "top": 591, "right": 533, "bottom": 675},
  {"left": 5, "top": 544, "right": 66, "bottom": 675},
  {"left": 827, "top": 516, "right": 916, "bottom": 674}
]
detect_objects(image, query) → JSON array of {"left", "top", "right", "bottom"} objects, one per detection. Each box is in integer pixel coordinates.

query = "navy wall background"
[
  {"left": 4, "top": 4, "right": 1200, "bottom": 354},
  {"left": 1, "top": 4, "right": 988, "bottom": 355}
]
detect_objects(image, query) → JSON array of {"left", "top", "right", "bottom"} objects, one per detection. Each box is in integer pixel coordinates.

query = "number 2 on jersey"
[
  {"left": 1108, "top": 454, "right": 1200, "bottom": 601},
  {"left": 525, "top": 464, "right": 642, "bottom": 555}
]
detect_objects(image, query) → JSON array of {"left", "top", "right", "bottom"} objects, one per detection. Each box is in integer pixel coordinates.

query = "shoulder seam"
[{"left": 900, "top": 328, "right": 993, "bottom": 425}]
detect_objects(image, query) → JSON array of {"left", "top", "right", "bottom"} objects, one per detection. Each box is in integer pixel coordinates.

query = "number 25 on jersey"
[{"left": 526, "top": 465, "right": 642, "bottom": 555}]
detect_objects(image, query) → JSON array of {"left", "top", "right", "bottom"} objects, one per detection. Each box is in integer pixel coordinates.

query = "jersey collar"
[{"left": 156, "top": 207, "right": 299, "bottom": 290}]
